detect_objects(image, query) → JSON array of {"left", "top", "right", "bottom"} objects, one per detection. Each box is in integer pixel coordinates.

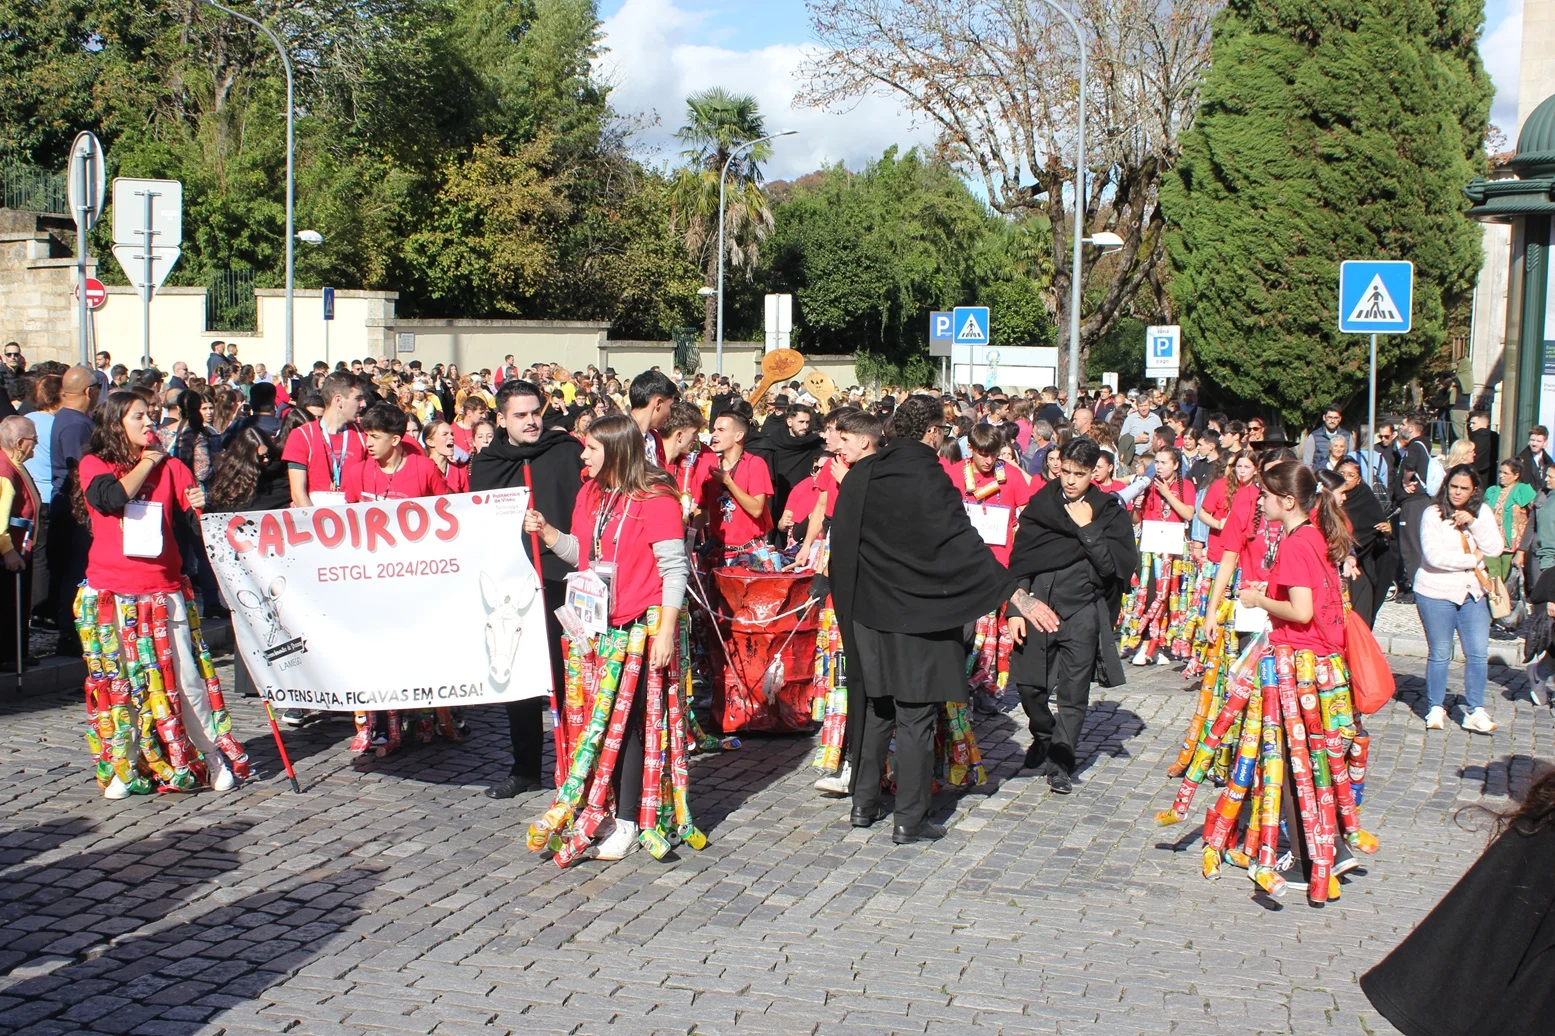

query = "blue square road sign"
[
  {"left": 952, "top": 306, "right": 990, "bottom": 346},
  {"left": 1338, "top": 261, "right": 1413, "bottom": 334}
]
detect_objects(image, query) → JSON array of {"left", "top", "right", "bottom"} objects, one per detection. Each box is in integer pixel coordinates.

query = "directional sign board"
[
  {"left": 1339, "top": 260, "right": 1413, "bottom": 334},
  {"left": 952, "top": 306, "right": 990, "bottom": 347},
  {"left": 929, "top": 311, "right": 953, "bottom": 357},
  {"left": 110, "top": 178, "right": 183, "bottom": 298},
  {"left": 1145, "top": 324, "right": 1181, "bottom": 378}
]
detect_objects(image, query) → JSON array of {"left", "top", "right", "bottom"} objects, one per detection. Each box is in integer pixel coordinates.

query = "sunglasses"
[{"left": 3, "top": 352, "right": 19, "bottom": 359}]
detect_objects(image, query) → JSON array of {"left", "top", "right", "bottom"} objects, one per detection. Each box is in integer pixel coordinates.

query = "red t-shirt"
[
  {"left": 342, "top": 453, "right": 450, "bottom": 502},
  {"left": 572, "top": 482, "right": 685, "bottom": 626},
  {"left": 952, "top": 460, "right": 1032, "bottom": 566},
  {"left": 1095, "top": 478, "right": 1128, "bottom": 495},
  {"left": 1211, "top": 482, "right": 1259, "bottom": 559},
  {"left": 442, "top": 460, "right": 469, "bottom": 494},
  {"left": 282, "top": 420, "right": 366, "bottom": 494},
  {"left": 80, "top": 454, "right": 196, "bottom": 595},
  {"left": 784, "top": 474, "right": 821, "bottom": 531},
  {"left": 451, "top": 422, "right": 475, "bottom": 456},
  {"left": 1140, "top": 478, "right": 1191, "bottom": 523},
  {"left": 698, "top": 451, "right": 774, "bottom": 548},
  {"left": 815, "top": 459, "right": 847, "bottom": 519},
  {"left": 1266, "top": 523, "right": 1344, "bottom": 652}
]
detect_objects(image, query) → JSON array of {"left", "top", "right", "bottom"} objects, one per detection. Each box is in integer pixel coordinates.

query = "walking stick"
[{"left": 15, "top": 569, "right": 24, "bottom": 695}]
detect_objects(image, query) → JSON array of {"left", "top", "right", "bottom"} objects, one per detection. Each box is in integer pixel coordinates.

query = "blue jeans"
[{"left": 1415, "top": 592, "right": 1489, "bottom": 711}]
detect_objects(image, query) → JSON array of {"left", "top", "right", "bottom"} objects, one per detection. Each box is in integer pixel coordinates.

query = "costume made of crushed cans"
[{"left": 76, "top": 577, "right": 251, "bottom": 795}]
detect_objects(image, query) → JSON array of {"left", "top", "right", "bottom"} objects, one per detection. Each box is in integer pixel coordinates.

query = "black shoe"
[
  {"left": 1394, "top": 591, "right": 1415, "bottom": 606},
  {"left": 849, "top": 803, "right": 890, "bottom": 828},
  {"left": 486, "top": 775, "right": 544, "bottom": 799},
  {"left": 1047, "top": 769, "right": 1073, "bottom": 795},
  {"left": 1023, "top": 743, "right": 1047, "bottom": 770},
  {"left": 892, "top": 821, "right": 947, "bottom": 844}
]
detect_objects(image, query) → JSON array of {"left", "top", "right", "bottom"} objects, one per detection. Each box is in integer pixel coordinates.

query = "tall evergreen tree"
[{"left": 1163, "top": 0, "right": 1491, "bottom": 425}]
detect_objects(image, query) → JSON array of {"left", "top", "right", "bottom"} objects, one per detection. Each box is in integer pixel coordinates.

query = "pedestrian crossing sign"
[
  {"left": 953, "top": 306, "right": 990, "bottom": 346},
  {"left": 1339, "top": 260, "right": 1413, "bottom": 334}
]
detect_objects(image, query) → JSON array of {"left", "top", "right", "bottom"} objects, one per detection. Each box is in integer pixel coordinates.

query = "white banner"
[{"left": 201, "top": 489, "right": 552, "bottom": 711}]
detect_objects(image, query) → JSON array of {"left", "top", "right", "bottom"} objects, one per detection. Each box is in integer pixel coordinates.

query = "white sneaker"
[
  {"left": 1461, "top": 707, "right": 1498, "bottom": 734},
  {"left": 210, "top": 763, "right": 235, "bottom": 792},
  {"left": 1424, "top": 706, "right": 1447, "bottom": 730},
  {"left": 594, "top": 818, "right": 639, "bottom": 861},
  {"left": 1155, "top": 652, "right": 1173, "bottom": 666},
  {"left": 103, "top": 776, "right": 130, "bottom": 800},
  {"left": 1526, "top": 671, "right": 1546, "bottom": 706},
  {"left": 1131, "top": 648, "right": 1151, "bottom": 667},
  {"left": 814, "top": 762, "right": 852, "bottom": 796}
]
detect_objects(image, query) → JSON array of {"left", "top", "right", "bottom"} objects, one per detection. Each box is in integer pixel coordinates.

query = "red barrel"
[{"left": 711, "top": 568, "right": 820, "bottom": 733}]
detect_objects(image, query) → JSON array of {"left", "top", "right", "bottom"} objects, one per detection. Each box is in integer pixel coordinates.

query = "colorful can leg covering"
[{"left": 529, "top": 629, "right": 628, "bottom": 851}]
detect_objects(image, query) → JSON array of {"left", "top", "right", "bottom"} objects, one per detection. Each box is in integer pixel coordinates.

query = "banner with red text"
[{"left": 201, "top": 489, "right": 552, "bottom": 710}]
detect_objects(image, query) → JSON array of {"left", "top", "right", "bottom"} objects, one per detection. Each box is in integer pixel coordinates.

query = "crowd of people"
[{"left": 4, "top": 331, "right": 1541, "bottom": 880}]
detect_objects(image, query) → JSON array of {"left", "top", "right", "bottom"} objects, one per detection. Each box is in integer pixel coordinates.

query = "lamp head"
[{"left": 1085, "top": 231, "right": 1125, "bottom": 255}]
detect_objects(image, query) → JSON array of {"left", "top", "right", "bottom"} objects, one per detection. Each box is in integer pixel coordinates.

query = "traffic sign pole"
[
  {"left": 1368, "top": 333, "right": 1377, "bottom": 465},
  {"left": 77, "top": 165, "right": 89, "bottom": 367},
  {"left": 140, "top": 186, "right": 156, "bottom": 368}
]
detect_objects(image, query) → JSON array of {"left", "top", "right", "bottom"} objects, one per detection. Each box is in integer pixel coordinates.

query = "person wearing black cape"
[
  {"left": 745, "top": 403, "right": 823, "bottom": 536},
  {"left": 1360, "top": 767, "right": 1555, "bottom": 1034},
  {"left": 469, "top": 378, "right": 585, "bottom": 799},
  {"left": 829, "top": 396, "right": 1056, "bottom": 843},
  {"left": 1006, "top": 437, "right": 1139, "bottom": 794},
  {"left": 1331, "top": 461, "right": 1392, "bottom": 627}
]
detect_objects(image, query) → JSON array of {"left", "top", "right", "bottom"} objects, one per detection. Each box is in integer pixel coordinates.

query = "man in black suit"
[{"left": 1518, "top": 425, "right": 1554, "bottom": 489}]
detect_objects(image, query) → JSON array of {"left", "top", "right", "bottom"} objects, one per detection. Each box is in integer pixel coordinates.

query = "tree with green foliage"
[
  {"left": 1163, "top": 0, "right": 1491, "bottom": 425},
  {"left": 756, "top": 147, "right": 1054, "bottom": 384},
  {"left": 669, "top": 89, "right": 776, "bottom": 345},
  {"left": 0, "top": 0, "right": 702, "bottom": 338}
]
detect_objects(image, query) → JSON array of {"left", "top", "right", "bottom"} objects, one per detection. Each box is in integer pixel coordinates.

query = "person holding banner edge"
[
  {"left": 74, "top": 391, "right": 251, "bottom": 799},
  {"left": 470, "top": 378, "right": 585, "bottom": 800},
  {"left": 522, "top": 413, "right": 693, "bottom": 861}
]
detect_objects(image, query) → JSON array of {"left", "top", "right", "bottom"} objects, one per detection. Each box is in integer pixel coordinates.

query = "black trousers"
[
  {"left": 1017, "top": 604, "right": 1100, "bottom": 775},
  {"left": 1396, "top": 493, "right": 1431, "bottom": 591},
  {"left": 49, "top": 508, "right": 86, "bottom": 656},
  {"left": 505, "top": 578, "right": 566, "bottom": 781},
  {"left": 853, "top": 695, "right": 939, "bottom": 829}
]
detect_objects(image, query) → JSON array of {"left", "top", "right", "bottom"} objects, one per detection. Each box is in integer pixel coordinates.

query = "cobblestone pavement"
[{"left": 2, "top": 653, "right": 1552, "bottom": 1036}]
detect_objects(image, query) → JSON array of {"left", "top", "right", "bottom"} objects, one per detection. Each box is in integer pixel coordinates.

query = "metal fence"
[
  {"left": 0, "top": 163, "right": 68, "bottom": 214},
  {"left": 206, "top": 269, "right": 258, "bottom": 333}
]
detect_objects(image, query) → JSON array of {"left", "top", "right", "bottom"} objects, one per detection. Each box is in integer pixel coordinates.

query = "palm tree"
[{"left": 669, "top": 89, "right": 777, "bottom": 345}]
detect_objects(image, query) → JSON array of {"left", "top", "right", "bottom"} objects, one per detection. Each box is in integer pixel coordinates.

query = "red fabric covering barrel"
[{"left": 712, "top": 568, "right": 819, "bottom": 733}]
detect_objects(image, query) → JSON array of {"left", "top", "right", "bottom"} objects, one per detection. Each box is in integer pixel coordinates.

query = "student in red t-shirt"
[
  {"left": 282, "top": 370, "right": 367, "bottom": 508},
  {"left": 660, "top": 401, "right": 710, "bottom": 523},
  {"left": 422, "top": 419, "right": 470, "bottom": 494},
  {"left": 1092, "top": 448, "right": 1128, "bottom": 496},
  {"left": 951, "top": 423, "right": 1032, "bottom": 567},
  {"left": 1238, "top": 461, "right": 1351, "bottom": 654},
  {"left": 698, "top": 412, "right": 774, "bottom": 559},
  {"left": 794, "top": 407, "right": 869, "bottom": 569},
  {"left": 523, "top": 414, "right": 690, "bottom": 862},
  {"left": 1201, "top": 448, "right": 1294, "bottom": 644},
  {"left": 628, "top": 369, "right": 677, "bottom": 468},
  {"left": 1128, "top": 446, "right": 1198, "bottom": 666},
  {"left": 76, "top": 391, "right": 248, "bottom": 800},
  {"left": 343, "top": 404, "right": 450, "bottom": 503}
]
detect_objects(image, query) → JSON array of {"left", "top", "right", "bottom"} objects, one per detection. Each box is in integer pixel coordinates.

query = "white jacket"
[{"left": 1414, "top": 502, "right": 1505, "bottom": 605}]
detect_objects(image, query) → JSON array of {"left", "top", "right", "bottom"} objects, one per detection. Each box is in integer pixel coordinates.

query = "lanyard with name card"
[
  {"left": 564, "top": 490, "right": 629, "bottom": 637},
  {"left": 122, "top": 473, "right": 165, "bottom": 558}
]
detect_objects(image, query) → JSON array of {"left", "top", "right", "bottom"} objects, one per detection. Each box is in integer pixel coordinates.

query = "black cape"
[
  {"left": 468, "top": 430, "right": 585, "bottom": 582},
  {"left": 831, "top": 438, "right": 1013, "bottom": 774},
  {"left": 830, "top": 438, "right": 1013, "bottom": 636},
  {"left": 745, "top": 422, "right": 823, "bottom": 524},
  {"left": 1006, "top": 480, "right": 1138, "bottom": 689},
  {"left": 1361, "top": 823, "right": 1555, "bottom": 1035}
]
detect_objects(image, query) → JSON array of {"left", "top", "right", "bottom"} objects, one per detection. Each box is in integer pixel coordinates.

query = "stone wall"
[{"left": 0, "top": 209, "right": 95, "bottom": 365}]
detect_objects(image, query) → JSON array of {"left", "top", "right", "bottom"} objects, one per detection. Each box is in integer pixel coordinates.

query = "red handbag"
[{"left": 1346, "top": 609, "right": 1395, "bottom": 715}]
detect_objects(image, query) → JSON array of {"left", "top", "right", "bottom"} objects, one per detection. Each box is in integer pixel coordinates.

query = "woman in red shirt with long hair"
[
  {"left": 74, "top": 391, "right": 250, "bottom": 800},
  {"left": 523, "top": 414, "right": 700, "bottom": 864}
]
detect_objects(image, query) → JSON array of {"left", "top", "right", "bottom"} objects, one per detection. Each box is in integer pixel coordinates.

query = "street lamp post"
[
  {"left": 201, "top": 0, "right": 296, "bottom": 367},
  {"left": 712, "top": 126, "right": 796, "bottom": 373},
  {"left": 1030, "top": 0, "right": 1088, "bottom": 409}
]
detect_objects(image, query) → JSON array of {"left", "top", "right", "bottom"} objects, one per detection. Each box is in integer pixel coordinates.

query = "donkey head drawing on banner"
[
  {"left": 235, "top": 577, "right": 288, "bottom": 647},
  {"left": 482, "top": 569, "right": 538, "bottom": 686}
]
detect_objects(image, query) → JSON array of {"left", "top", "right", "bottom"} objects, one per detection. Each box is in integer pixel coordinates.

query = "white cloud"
[
  {"left": 1482, "top": 0, "right": 1522, "bottom": 136},
  {"left": 595, "top": 0, "right": 937, "bottom": 180}
]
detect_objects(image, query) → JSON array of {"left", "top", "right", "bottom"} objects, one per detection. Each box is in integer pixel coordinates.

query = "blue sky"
[{"left": 597, "top": 0, "right": 1527, "bottom": 180}]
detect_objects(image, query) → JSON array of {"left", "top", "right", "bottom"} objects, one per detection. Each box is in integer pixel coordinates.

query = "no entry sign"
[{"left": 73, "top": 277, "right": 107, "bottom": 310}]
